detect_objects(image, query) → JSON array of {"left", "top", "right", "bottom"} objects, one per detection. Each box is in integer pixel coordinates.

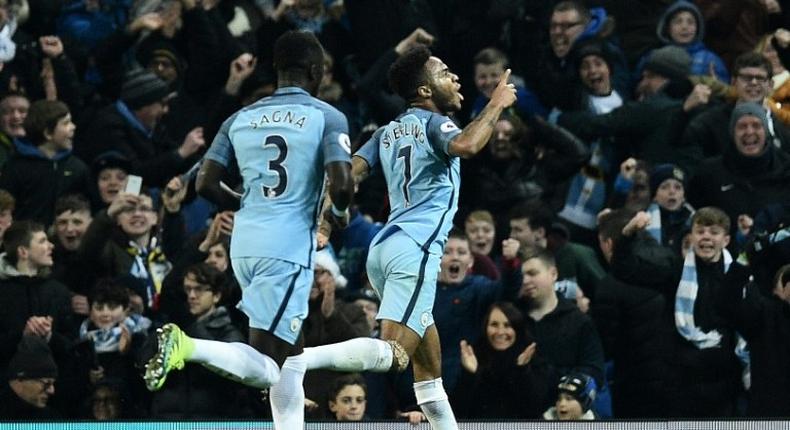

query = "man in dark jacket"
[
  {"left": 0, "top": 221, "right": 74, "bottom": 379},
  {"left": 0, "top": 336, "right": 61, "bottom": 419},
  {"left": 720, "top": 250, "right": 790, "bottom": 417},
  {"left": 689, "top": 102, "right": 790, "bottom": 238},
  {"left": 0, "top": 99, "right": 91, "bottom": 225},
  {"left": 514, "top": 247, "right": 605, "bottom": 387},
  {"left": 75, "top": 70, "right": 204, "bottom": 188},
  {"left": 593, "top": 208, "right": 680, "bottom": 418}
]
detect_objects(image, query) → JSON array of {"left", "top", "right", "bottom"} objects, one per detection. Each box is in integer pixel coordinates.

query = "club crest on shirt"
[
  {"left": 420, "top": 312, "right": 431, "bottom": 328},
  {"left": 290, "top": 317, "right": 301, "bottom": 333}
]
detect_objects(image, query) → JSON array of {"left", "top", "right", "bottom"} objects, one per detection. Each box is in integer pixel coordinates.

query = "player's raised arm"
[{"left": 449, "top": 69, "right": 517, "bottom": 158}]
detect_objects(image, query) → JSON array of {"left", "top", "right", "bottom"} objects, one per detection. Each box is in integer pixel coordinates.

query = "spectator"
[
  {"left": 681, "top": 52, "right": 790, "bottom": 159},
  {"left": 452, "top": 302, "right": 553, "bottom": 419},
  {"left": 509, "top": 201, "right": 605, "bottom": 301},
  {"left": 87, "top": 382, "right": 124, "bottom": 420},
  {"left": 645, "top": 163, "right": 695, "bottom": 255},
  {"left": 77, "top": 190, "right": 177, "bottom": 315},
  {"left": 467, "top": 47, "right": 546, "bottom": 124},
  {"left": 433, "top": 228, "right": 522, "bottom": 393},
  {"left": 150, "top": 263, "right": 251, "bottom": 418},
  {"left": 50, "top": 194, "right": 93, "bottom": 296},
  {"left": 0, "top": 187, "right": 13, "bottom": 243},
  {"left": 593, "top": 209, "right": 678, "bottom": 418},
  {"left": 327, "top": 373, "right": 368, "bottom": 421},
  {"left": 606, "top": 158, "right": 653, "bottom": 212},
  {"left": 635, "top": 1, "right": 729, "bottom": 83},
  {"left": 557, "top": 41, "right": 624, "bottom": 247},
  {"left": 76, "top": 70, "right": 202, "bottom": 188},
  {"left": 542, "top": 372, "right": 597, "bottom": 420},
  {"left": 463, "top": 210, "right": 501, "bottom": 280},
  {"left": 0, "top": 99, "right": 90, "bottom": 225},
  {"left": 514, "top": 248, "right": 605, "bottom": 387},
  {"left": 719, "top": 254, "right": 790, "bottom": 417},
  {"left": 0, "top": 221, "right": 74, "bottom": 376},
  {"left": 0, "top": 336, "right": 60, "bottom": 419},
  {"left": 89, "top": 151, "right": 130, "bottom": 212},
  {"left": 0, "top": 91, "right": 28, "bottom": 168},
  {"left": 688, "top": 102, "right": 790, "bottom": 237},
  {"left": 77, "top": 280, "right": 150, "bottom": 415},
  {"left": 461, "top": 112, "right": 590, "bottom": 222}
]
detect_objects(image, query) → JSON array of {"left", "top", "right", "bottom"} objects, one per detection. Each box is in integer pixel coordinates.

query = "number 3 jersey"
[
  {"left": 356, "top": 107, "right": 462, "bottom": 254},
  {"left": 205, "top": 87, "right": 351, "bottom": 267}
]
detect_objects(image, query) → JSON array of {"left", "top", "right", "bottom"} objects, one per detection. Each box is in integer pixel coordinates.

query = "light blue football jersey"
[
  {"left": 205, "top": 87, "right": 351, "bottom": 267},
  {"left": 356, "top": 107, "right": 462, "bottom": 254}
]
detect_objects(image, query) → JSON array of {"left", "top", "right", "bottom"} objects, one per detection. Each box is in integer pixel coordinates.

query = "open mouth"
[{"left": 448, "top": 263, "right": 461, "bottom": 276}]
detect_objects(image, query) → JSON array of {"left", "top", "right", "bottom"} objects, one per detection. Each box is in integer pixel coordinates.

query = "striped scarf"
[
  {"left": 674, "top": 249, "right": 732, "bottom": 348},
  {"left": 646, "top": 202, "right": 695, "bottom": 244}
]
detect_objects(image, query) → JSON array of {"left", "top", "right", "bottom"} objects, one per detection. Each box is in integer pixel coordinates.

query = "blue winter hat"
[
  {"left": 649, "top": 163, "right": 686, "bottom": 197},
  {"left": 557, "top": 372, "right": 597, "bottom": 412}
]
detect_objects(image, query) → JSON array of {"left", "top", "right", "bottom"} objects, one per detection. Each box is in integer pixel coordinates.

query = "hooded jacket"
[
  {"left": 652, "top": 1, "right": 729, "bottom": 82},
  {"left": 0, "top": 138, "right": 91, "bottom": 225}
]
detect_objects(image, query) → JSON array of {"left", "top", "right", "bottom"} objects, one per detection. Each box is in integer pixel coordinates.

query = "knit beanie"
[
  {"left": 557, "top": 372, "right": 596, "bottom": 412},
  {"left": 574, "top": 40, "right": 613, "bottom": 73},
  {"left": 729, "top": 102, "right": 770, "bottom": 138},
  {"left": 644, "top": 46, "right": 691, "bottom": 82},
  {"left": 7, "top": 336, "right": 58, "bottom": 380},
  {"left": 92, "top": 151, "right": 131, "bottom": 177},
  {"left": 649, "top": 163, "right": 686, "bottom": 197},
  {"left": 120, "top": 70, "right": 171, "bottom": 110}
]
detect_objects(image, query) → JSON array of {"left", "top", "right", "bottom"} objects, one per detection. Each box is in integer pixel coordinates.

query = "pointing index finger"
[{"left": 499, "top": 68, "right": 512, "bottom": 87}]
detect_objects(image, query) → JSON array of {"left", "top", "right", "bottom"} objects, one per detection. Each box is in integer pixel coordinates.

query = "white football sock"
[
  {"left": 270, "top": 354, "right": 307, "bottom": 430},
  {"left": 302, "top": 337, "right": 393, "bottom": 372},
  {"left": 414, "top": 378, "right": 458, "bottom": 430},
  {"left": 191, "top": 339, "right": 280, "bottom": 388}
]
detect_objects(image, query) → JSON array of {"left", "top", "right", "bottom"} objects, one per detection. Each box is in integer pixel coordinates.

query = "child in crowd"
[
  {"left": 327, "top": 373, "right": 368, "bottom": 421},
  {"left": 645, "top": 163, "right": 695, "bottom": 255},
  {"left": 464, "top": 209, "right": 501, "bottom": 280},
  {"left": 79, "top": 281, "right": 151, "bottom": 356},
  {"left": 543, "top": 373, "right": 597, "bottom": 420}
]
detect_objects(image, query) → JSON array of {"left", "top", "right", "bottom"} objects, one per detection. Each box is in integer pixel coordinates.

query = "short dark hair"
[
  {"left": 89, "top": 279, "right": 130, "bottom": 309},
  {"left": 553, "top": 1, "right": 591, "bottom": 23},
  {"left": 0, "top": 188, "right": 14, "bottom": 212},
  {"left": 327, "top": 373, "right": 367, "bottom": 403},
  {"left": 273, "top": 31, "right": 325, "bottom": 75},
  {"left": 733, "top": 51, "right": 773, "bottom": 78},
  {"left": 447, "top": 226, "right": 468, "bottom": 242},
  {"left": 597, "top": 208, "right": 638, "bottom": 242},
  {"left": 185, "top": 263, "right": 226, "bottom": 296},
  {"left": 522, "top": 246, "right": 556, "bottom": 269},
  {"left": 3, "top": 220, "right": 45, "bottom": 266},
  {"left": 508, "top": 200, "right": 554, "bottom": 233},
  {"left": 54, "top": 194, "right": 91, "bottom": 218},
  {"left": 23, "top": 100, "right": 69, "bottom": 146},
  {"left": 473, "top": 47, "right": 509, "bottom": 67},
  {"left": 388, "top": 45, "right": 431, "bottom": 101},
  {"left": 692, "top": 207, "right": 731, "bottom": 232}
]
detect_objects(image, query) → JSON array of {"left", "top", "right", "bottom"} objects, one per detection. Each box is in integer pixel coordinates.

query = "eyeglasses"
[
  {"left": 737, "top": 73, "right": 770, "bottom": 84},
  {"left": 550, "top": 21, "right": 583, "bottom": 32},
  {"left": 183, "top": 285, "right": 212, "bottom": 295}
]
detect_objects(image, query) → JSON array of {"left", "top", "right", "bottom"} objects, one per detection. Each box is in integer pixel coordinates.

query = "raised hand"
[
  {"left": 489, "top": 68, "right": 517, "bottom": 109},
  {"left": 460, "top": 339, "right": 478, "bottom": 373},
  {"left": 516, "top": 342, "right": 537, "bottom": 366}
]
